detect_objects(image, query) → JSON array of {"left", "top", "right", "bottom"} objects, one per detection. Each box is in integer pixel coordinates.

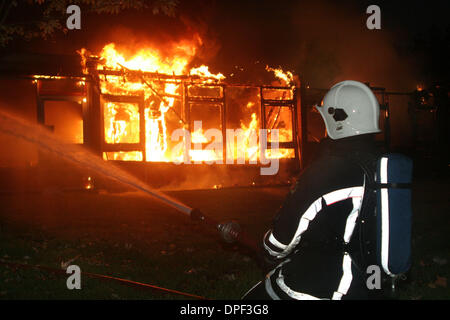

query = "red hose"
[{"left": 0, "top": 259, "right": 208, "bottom": 300}]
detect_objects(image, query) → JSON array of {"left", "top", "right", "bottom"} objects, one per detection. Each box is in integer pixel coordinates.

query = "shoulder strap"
[
  {"left": 346, "top": 154, "right": 378, "bottom": 267},
  {"left": 331, "top": 152, "right": 378, "bottom": 269}
]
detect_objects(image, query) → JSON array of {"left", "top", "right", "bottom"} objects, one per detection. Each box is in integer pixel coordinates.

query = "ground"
[{"left": 0, "top": 159, "right": 449, "bottom": 300}]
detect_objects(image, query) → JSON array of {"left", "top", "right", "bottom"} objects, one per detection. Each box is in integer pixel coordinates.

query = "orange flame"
[
  {"left": 81, "top": 42, "right": 295, "bottom": 163},
  {"left": 265, "top": 65, "right": 294, "bottom": 86}
]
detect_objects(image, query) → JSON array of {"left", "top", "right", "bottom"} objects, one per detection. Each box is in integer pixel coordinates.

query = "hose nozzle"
[
  {"left": 190, "top": 208, "right": 242, "bottom": 244},
  {"left": 218, "top": 221, "right": 241, "bottom": 243},
  {"left": 190, "top": 208, "right": 206, "bottom": 221}
]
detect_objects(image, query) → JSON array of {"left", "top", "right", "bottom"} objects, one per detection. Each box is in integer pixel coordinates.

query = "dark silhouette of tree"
[{"left": 0, "top": 0, "right": 179, "bottom": 47}]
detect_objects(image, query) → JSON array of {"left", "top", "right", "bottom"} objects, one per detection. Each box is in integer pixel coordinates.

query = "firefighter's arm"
[{"left": 262, "top": 163, "right": 325, "bottom": 261}]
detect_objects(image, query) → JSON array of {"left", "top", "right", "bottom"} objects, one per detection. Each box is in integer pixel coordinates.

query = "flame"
[
  {"left": 99, "top": 43, "right": 193, "bottom": 75},
  {"left": 84, "top": 176, "right": 94, "bottom": 190},
  {"left": 82, "top": 42, "right": 295, "bottom": 163},
  {"left": 190, "top": 127, "right": 222, "bottom": 162},
  {"left": 239, "top": 112, "right": 259, "bottom": 162},
  {"left": 265, "top": 65, "right": 294, "bottom": 86},
  {"left": 96, "top": 42, "right": 196, "bottom": 162},
  {"left": 32, "top": 75, "right": 64, "bottom": 80},
  {"left": 190, "top": 65, "right": 225, "bottom": 81}
]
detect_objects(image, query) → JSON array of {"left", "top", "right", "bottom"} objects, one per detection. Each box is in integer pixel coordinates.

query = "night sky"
[{"left": 2, "top": 0, "right": 449, "bottom": 91}]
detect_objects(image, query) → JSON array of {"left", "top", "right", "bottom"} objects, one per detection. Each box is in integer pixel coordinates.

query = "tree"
[{"left": 0, "top": 0, "right": 179, "bottom": 47}]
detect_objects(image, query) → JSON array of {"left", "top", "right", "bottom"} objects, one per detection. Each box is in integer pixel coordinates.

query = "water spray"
[{"left": 0, "top": 110, "right": 258, "bottom": 250}]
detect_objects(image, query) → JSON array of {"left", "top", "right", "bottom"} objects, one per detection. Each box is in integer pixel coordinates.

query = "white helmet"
[{"left": 315, "top": 80, "right": 381, "bottom": 140}]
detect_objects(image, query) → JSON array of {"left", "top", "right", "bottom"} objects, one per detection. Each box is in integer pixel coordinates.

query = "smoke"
[
  {"left": 284, "top": 0, "right": 421, "bottom": 147},
  {"left": 181, "top": 0, "right": 421, "bottom": 91},
  {"left": 7, "top": 0, "right": 428, "bottom": 92},
  {"left": 287, "top": 1, "right": 419, "bottom": 91}
]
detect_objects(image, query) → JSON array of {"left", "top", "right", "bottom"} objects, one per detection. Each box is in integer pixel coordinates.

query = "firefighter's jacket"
[{"left": 262, "top": 136, "right": 380, "bottom": 300}]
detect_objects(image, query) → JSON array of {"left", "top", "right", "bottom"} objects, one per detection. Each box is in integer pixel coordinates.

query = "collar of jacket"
[{"left": 317, "top": 134, "right": 379, "bottom": 158}]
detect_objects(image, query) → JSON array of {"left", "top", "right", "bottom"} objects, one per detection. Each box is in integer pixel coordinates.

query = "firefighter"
[{"left": 242, "top": 80, "right": 382, "bottom": 300}]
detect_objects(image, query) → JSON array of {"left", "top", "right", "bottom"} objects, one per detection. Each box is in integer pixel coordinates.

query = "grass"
[
  {"left": 396, "top": 177, "right": 450, "bottom": 299},
  {"left": 0, "top": 187, "right": 281, "bottom": 300},
  {"left": 0, "top": 169, "right": 448, "bottom": 300}
]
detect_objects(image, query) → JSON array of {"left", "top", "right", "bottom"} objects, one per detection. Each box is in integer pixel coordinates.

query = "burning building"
[{"left": 0, "top": 42, "right": 306, "bottom": 190}]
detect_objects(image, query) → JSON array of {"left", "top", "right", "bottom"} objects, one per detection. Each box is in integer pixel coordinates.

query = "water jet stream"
[
  {"left": 0, "top": 109, "right": 257, "bottom": 250},
  {"left": 0, "top": 109, "right": 192, "bottom": 214}
]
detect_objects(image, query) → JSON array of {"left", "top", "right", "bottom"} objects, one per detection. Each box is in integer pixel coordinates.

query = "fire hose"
[{"left": 0, "top": 259, "right": 207, "bottom": 300}]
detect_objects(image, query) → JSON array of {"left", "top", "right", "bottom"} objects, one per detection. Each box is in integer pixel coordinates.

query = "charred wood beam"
[
  {"left": 101, "top": 93, "right": 143, "bottom": 103},
  {"left": 96, "top": 68, "right": 222, "bottom": 83},
  {"left": 186, "top": 97, "right": 225, "bottom": 103},
  {"left": 262, "top": 100, "right": 295, "bottom": 106}
]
